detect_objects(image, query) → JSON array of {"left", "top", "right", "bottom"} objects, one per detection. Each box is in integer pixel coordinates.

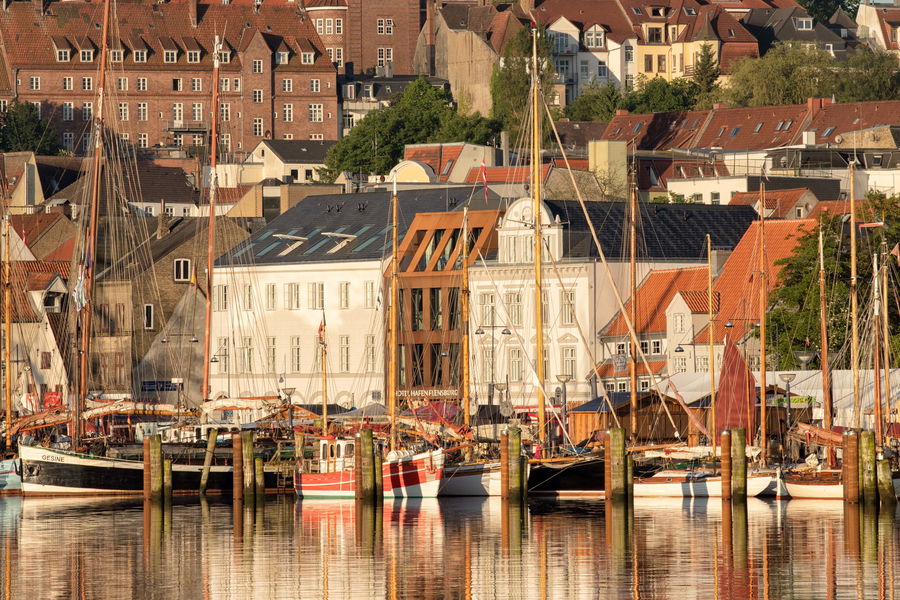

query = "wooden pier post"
[
  {"left": 254, "top": 457, "right": 265, "bottom": 501},
  {"left": 374, "top": 446, "right": 384, "bottom": 500},
  {"left": 162, "top": 459, "right": 173, "bottom": 502},
  {"left": 720, "top": 430, "right": 732, "bottom": 501},
  {"left": 359, "top": 429, "right": 375, "bottom": 502},
  {"left": 241, "top": 431, "right": 255, "bottom": 500},
  {"left": 859, "top": 430, "right": 877, "bottom": 504},
  {"left": 608, "top": 428, "right": 627, "bottom": 502},
  {"left": 730, "top": 428, "right": 746, "bottom": 500},
  {"left": 604, "top": 431, "right": 612, "bottom": 498},
  {"left": 625, "top": 454, "right": 634, "bottom": 501},
  {"left": 199, "top": 427, "right": 218, "bottom": 495},
  {"left": 876, "top": 459, "right": 895, "bottom": 506},
  {"left": 150, "top": 434, "right": 163, "bottom": 503},
  {"left": 500, "top": 432, "right": 510, "bottom": 500},
  {"left": 508, "top": 427, "right": 523, "bottom": 502},
  {"left": 232, "top": 432, "right": 243, "bottom": 503},
  {"left": 842, "top": 431, "right": 859, "bottom": 502},
  {"left": 143, "top": 437, "right": 151, "bottom": 502}
]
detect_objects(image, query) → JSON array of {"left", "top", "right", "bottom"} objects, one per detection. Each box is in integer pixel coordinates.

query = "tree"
[
  {"left": 319, "top": 78, "right": 500, "bottom": 181},
  {"left": 833, "top": 49, "right": 900, "bottom": 102},
  {"left": 692, "top": 43, "right": 720, "bottom": 96},
  {"left": 0, "top": 101, "right": 60, "bottom": 155},
  {"left": 563, "top": 83, "right": 623, "bottom": 122},
  {"left": 767, "top": 194, "right": 900, "bottom": 370},
  {"left": 622, "top": 76, "right": 699, "bottom": 114},
  {"left": 490, "top": 25, "right": 556, "bottom": 145},
  {"left": 798, "top": 0, "right": 859, "bottom": 22}
]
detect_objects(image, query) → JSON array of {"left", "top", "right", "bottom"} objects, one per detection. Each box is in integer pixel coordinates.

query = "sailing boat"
[{"left": 293, "top": 184, "right": 444, "bottom": 499}]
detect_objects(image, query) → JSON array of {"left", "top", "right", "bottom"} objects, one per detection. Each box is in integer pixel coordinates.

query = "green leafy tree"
[
  {"left": 767, "top": 194, "right": 900, "bottom": 370},
  {"left": 320, "top": 78, "right": 500, "bottom": 181},
  {"left": 798, "top": 0, "right": 858, "bottom": 22},
  {"left": 833, "top": 49, "right": 900, "bottom": 102},
  {"left": 720, "top": 44, "right": 836, "bottom": 107},
  {"left": 563, "top": 83, "right": 623, "bottom": 122},
  {"left": 0, "top": 101, "right": 60, "bottom": 155},
  {"left": 490, "top": 25, "right": 556, "bottom": 145},
  {"left": 693, "top": 43, "right": 720, "bottom": 95},
  {"left": 622, "top": 76, "right": 699, "bottom": 113}
]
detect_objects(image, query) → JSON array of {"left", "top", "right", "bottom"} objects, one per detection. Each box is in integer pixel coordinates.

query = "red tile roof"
[
  {"left": 404, "top": 143, "right": 466, "bottom": 183},
  {"left": 43, "top": 236, "right": 76, "bottom": 261},
  {"left": 601, "top": 267, "right": 708, "bottom": 336},
  {"left": 535, "top": 0, "right": 636, "bottom": 44},
  {"left": 694, "top": 219, "right": 815, "bottom": 344},
  {"left": 806, "top": 100, "right": 900, "bottom": 145},
  {"left": 729, "top": 188, "right": 811, "bottom": 218},
  {"left": 689, "top": 103, "right": 813, "bottom": 151},
  {"left": 2, "top": 261, "right": 70, "bottom": 323},
  {"left": 680, "top": 290, "right": 720, "bottom": 313},
  {"left": 602, "top": 110, "right": 711, "bottom": 151},
  {"left": 8, "top": 213, "right": 65, "bottom": 246},
  {"left": 595, "top": 360, "right": 667, "bottom": 377},
  {"left": 464, "top": 165, "right": 552, "bottom": 184}
]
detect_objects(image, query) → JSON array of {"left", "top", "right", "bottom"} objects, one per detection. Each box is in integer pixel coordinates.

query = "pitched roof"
[
  {"left": 600, "top": 267, "right": 709, "bottom": 336},
  {"left": 601, "top": 110, "right": 711, "bottom": 150},
  {"left": 464, "top": 165, "right": 552, "bottom": 184},
  {"left": 1, "top": 261, "right": 70, "bottom": 323},
  {"left": 680, "top": 290, "right": 721, "bottom": 313},
  {"left": 694, "top": 219, "right": 815, "bottom": 343},
  {"left": 49, "top": 162, "right": 201, "bottom": 211},
  {"left": 688, "top": 103, "right": 813, "bottom": 150},
  {"left": 260, "top": 140, "right": 336, "bottom": 164},
  {"left": 729, "top": 188, "right": 812, "bottom": 217},
  {"left": 404, "top": 143, "right": 466, "bottom": 183},
  {"left": 554, "top": 121, "right": 609, "bottom": 155},
  {"left": 594, "top": 360, "right": 667, "bottom": 378},
  {"left": 805, "top": 100, "right": 900, "bottom": 145},
  {"left": 534, "top": 0, "right": 636, "bottom": 44}
]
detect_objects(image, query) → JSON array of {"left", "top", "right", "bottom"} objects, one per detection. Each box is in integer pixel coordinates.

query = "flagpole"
[{"left": 320, "top": 315, "right": 327, "bottom": 436}]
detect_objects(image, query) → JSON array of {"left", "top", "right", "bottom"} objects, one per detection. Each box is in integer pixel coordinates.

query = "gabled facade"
[
  {"left": 848, "top": 1, "right": 900, "bottom": 55},
  {"left": 741, "top": 7, "right": 849, "bottom": 58}
]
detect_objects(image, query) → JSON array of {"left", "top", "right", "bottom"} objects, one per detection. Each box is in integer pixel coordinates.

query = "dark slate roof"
[
  {"left": 219, "top": 188, "right": 502, "bottom": 266},
  {"left": 341, "top": 75, "right": 449, "bottom": 102},
  {"left": 546, "top": 201, "right": 758, "bottom": 260},
  {"left": 741, "top": 7, "right": 847, "bottom": 56},
  {"left": 260, "top": 139, "right": 336, "bottom": 163},
  {"left": 554, "top": 121, "right": 609, "bottom": 155},
  {"left": 745, "top": 173, "right": 842, "bottom": 201}
]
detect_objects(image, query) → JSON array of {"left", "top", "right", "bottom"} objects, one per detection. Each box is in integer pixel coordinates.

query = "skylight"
[
  {"left": 822, "top": 126, "right": 835, "bottom": 137},
  {"left": 753, "top": 122, "right": 763, "bottom": 133},
  {"left": 632, "top": 7, "right": 642, "bottom": 14}
]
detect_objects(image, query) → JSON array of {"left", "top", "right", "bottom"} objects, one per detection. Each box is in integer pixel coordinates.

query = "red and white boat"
[
  {"left": 784, "top": 470, "right": 900, "bottom": 499},
  {"left": 294, "top": 437, "right": 444, "bottom": 499}
]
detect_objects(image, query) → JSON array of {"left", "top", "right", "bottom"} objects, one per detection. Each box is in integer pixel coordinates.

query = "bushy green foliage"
[{"left": 0, "top": 101, "right": 60, "bottom": 155}]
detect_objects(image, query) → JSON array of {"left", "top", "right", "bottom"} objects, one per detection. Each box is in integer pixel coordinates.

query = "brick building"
[{"left": 0, "top": 0, "right": 342, "bottom": 154}]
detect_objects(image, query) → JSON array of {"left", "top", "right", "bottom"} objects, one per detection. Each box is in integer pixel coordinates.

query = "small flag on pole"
[
  {"left": 480, "top": 159, "right": 489, "bottom": 206},
  {"left": 317, "top": 314, "right": 326, "bottom": 342}
]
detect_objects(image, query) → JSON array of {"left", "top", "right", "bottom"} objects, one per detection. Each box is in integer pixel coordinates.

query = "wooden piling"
[
  {"left": 625, "top": 454, "right": 634, "bottom": 501},
  {"left": 720, "top": 430, "right": 732, "bottom": 501},
  {"left": 604, "top": 432, "right": 612, "bottom": 498},
  {"left": 609, "top": 428, "right": 626, "bottom": 502},
  {"left": 143, "top": 437, "right": 151, "bottom": 502},
  {"left": 843, "top": 431, "right": 860, "bottom": 502},
  {"left": 730, "top": 428, "right": 746, "bottom": 500},
  {"left": 199, "top": 427, "right": 218, "bottom": 495},
  {"left": 359, "top": 429, "right": 375, "bottom": 502},
  {"left": 254, "top": 457, "right": 265, "bottom": 501},
  {"left": 374, "top": 447, "right": 384, "bottom": 500},
  {"left": 859, "top": 430, "right": 876, "bottom": 504},
  {"left": 876, "top": 459, "right": 896, "bottom": 506},
  {"left": 508, "top": 427, "right": 523, "bottom": 502},
  {"left": 241, "top": 431, "right": 255, "bottom": 500},
  {"left": 500, "top": 432, "right": 509, "bottom": 500},
  {"left": 232, "top": 432, "right": 244, "bottom": 503},
  {"left": 150, "top": 434, "right": 163, "bottom": 503},
  {"left": 163, "top": 459, "right": 173, "bottom": 501}
]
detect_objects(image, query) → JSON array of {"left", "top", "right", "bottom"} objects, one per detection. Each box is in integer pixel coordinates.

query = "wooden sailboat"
[{"left": 293, "top": 183, "right": 444, "bottom": 499}]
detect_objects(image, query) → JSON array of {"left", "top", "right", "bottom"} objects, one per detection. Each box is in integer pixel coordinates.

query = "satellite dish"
[{"left": 500, "top": 400, "right": 514, "bottom": 418}]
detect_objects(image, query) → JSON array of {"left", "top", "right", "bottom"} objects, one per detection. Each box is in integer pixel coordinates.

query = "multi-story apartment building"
[{"left": 0, "top": 0, "right": 343, "bottom": 154}]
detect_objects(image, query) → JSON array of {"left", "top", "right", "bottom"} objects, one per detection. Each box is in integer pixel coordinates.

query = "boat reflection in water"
[{"left": 0, "top": 494, "right": 898, "bottom": 599}]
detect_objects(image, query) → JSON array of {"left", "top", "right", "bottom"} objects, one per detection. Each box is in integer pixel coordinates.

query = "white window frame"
[{"left": 173, "top": 258, "right": 191, "bottom": 282}]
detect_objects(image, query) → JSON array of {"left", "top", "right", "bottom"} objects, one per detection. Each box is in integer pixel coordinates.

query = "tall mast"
[
  {"left": 200, "top": 36, "right": 222, "bottom": 403},
  {"left": 531, "top": 24, "right": 547, "bottom": 446},
  {"left": 818, "top": 223, "right": 834, "bottom": 467},
  {"left": 76, "top": 0, "right": 113, "bottom": 443},
  {"left": 389, "top": 181, "right": 399, "bottom": 452},
  {"left": 461, "top": 208, "right": 471, "bottom": 433},
  {"left": 849, "top": 160, "right": 860, "bottom": 428},
  {"left": 872, "top": 253, "right": 883, "bottom": 447},
  {"left": 3, "top": 216, "right": 10, "bottom": 451},
  {"left": 881, "top": 243, "right": 892, "bottom": 440},
  {"left": 321, "top": 324, "right": 328, "bottom": 435},
  {"left": 628, "top": 179, "right": 638, "bottom": 442},
  {"left": 758, "top": 183, "right": 767, "bottom": 462},
  {"left": 707, "top": 233, "right": 716, "bottom": 455}
]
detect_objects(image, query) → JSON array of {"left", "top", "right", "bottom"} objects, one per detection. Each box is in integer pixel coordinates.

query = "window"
[
  {"left": 377, "top": 47, "right": 393, "bottom": 66},
  {"left": 192, "top": 103, "right": 202, "bottom": 121},
  {"left": 624, "top": 46, "right": 633, "bottom": 62},
  {"left": 252, "top": 59, "right": 263, "bottom": 73},
  {"left": 338, "top": 282, "right": 350, "bottom": 309},
  {"left": 822, "top": 126, "right": 835, "bottom": 138},
  {"left": 365, "top": 335, "right": 376, "bottom": 372},
  {"left": 62, "top": 102, "right": 73, "bottom": 121},
  {"left": 301, "top": 52, "right": 314, "bottom": 64},
  {"left": 584, "top": 26, "right": 604, "bottom": 49},
  {"left": 137, "top": 103, "right": 147, "bottom": 122},
  {"left": 252, "top": 118, "right": 263, "bottom": 136},
  {"left": 674, "top": 356, "right": 687, "bottom": 373},
  {"left": 143, "top": 304, "right": 154, "bottom": 330},
  {"left": 163, "top": 49, "right": 176, "bottom": 63},
  {"left": 308, "top": 104, "right": 323, "bottom": 122},
  {"left": 336, "top": 19, "right": 343, "bottom": 34},
  {"left": 262, "top": 283, "right": 276, "bottom": 311},
  {"left": 219, "top": 103, "right": 230, "bottom": 122},
  {"left": 797, "top": 18, "right": 813, "bottom": 30},
  {"left": 598, "top": 61, "right": 608, "bottom": 78},
  {"left": 82, "top": 102, "right": 93, "bottom": 121},
  {"left": 377, "top": 18, "right": 394, "bottom": 34},
  {"left": 310, "top": 78, "right": 320, "bottom": 92},
  {"left": 561, "top": 291, "right": 576, "bottom": 326},
  {"left": 365, "top": 281, "right": 376, "bottom": 308},
  {"left": 138, "top": 133, "right": 148, "bottom": 148},
  {"left": 252, "top": 89, "right": 263, "bottom": 103},
  {"left": 339, "top": 335, "right": 350, "bottom": 372},
  {"left": 137, "top": 77, "right": 147, "bottom": 91},
  {"left": 172, "top": 78, "right": 183, "bottom": 92},
  {"left": 191, "top": 77, "right": 202, "bottom": 92},
  {"left": 172, "top": 103, "right": 183, "bottom": 122},
  {"left": 325, "top": 19, "right": 334, "bottom": 35},
  {"left": 290, "top": 336, "right": 302, "bottom": 372},
  {"left": 266, "top": 337, "right": 276, "bottom": 374},
  {"left": 276, "top": 51, "right": 289, "bottom": 65},
  {"left": 30, "top": 102, "right": 41, "bottom": 119},
  {"left": 57, "top": 49, "right": 70, "bottom": 62},
  {"left": 28, "top": 76, "right": 40, "bottom": 90},
  {"left": 82, "top": 77, "right": 93, "bottom": 91},
  {"left": 240, "top": 337, "right": 253, "bottom": 374},
  {"left": 118, "top": 103, "right": 128, "bottom": 121},
  {"left": 220, "top": 78, "right": 230, "bottom": 92},
  {"left": 279, "top": 103, "right": 292, "bottom": 123},
  {"left": 188, "top": 50, "right": 201, "bottom": 63},
  {"left": 562, "top": 347, "right": 577, "bottom": 379},
  {"left": 640, "top": 340, "right": 650, "bottom": 355},
  {"left": 281, "top": 282, "right": 300, "bottom": 310},
  {"left": 63, "top": 76, "right": 73, "bottom": 91},
  {"left": 711, "top": 192, "right": 721, "bottom": 205},
  {"left": 657, "top": 55, "right": 666, "bottom": 72},
  {"left": 308, "top": 282, "right": 324, "bottom": 310},
  {"left": 479, "top": 293, "right": 495, "bottom": 326},
  {"left": 218, "top": 50, "right": 231, "bottom": 64},
  {"left": 134, "top": 50, "right": 147, "bottom": 63},
  {"left": 213, "top": 285, "right": 229, "bottom": 311},
  {"left": 80, "top": 49, "right": 94, "bottom": 62},
  {"left": 645, "top": 55, "right": 653, "bottom": 72},
  {"left": 310, "top": 134, "right": 324, "bottom": 140},
  {"left": 505, "top": 292, "right": 522, "bottom": 327},
  {"left": 333, "top": 47, "right": 343, "bottom": 68},
  {"left": 282, "top": 78, "right": 293, "bottom": 92},
  {"left": 242, "top": 284, "right": 253, "bottom": 311},
  {"left": 221, "top": 134, "right": 231, "bottom": 151},
  {"left": 652, "top": 340, "right": 662, "bottom": 355},
  {"left": 173, "top": 259, "right": 191, "bottom": 282},
  {"left": 673, "top": 313, "right": 686, "bottom": 333},
  {"left": 648, "top": 28, "right": 663, "bottom": 43},
  {"left": 116, "top": 77, "right": 127, "bottom": 91},
  {"left": 216, "top": 338, "right": 229, "bottom": 373}
]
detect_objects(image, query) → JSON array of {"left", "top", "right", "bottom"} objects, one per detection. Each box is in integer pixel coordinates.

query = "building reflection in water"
[{"left": 0, "top": 495, "right": 896, "bottom": 599}]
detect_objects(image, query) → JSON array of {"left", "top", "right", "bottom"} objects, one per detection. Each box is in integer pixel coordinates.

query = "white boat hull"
[
  {"left": 438, "top": 462, "right": 502, "bottom": 496},
  {"left": 784, "top": 476, "right": 900, "bottom": 500},
  {"left": 633, "top": 473, "right": 771, "bottom": 498}
]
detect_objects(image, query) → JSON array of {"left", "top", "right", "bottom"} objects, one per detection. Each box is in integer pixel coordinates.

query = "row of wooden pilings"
[
  {"left": 141, "top": 429, "right": 267, "bottom": 504},
  {"left": 841, "top": 430, "right": 897, "bottom": 506}
]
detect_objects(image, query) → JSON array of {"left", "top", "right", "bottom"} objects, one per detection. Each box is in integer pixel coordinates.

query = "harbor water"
[{"left": 0, "top": 496, "right": 898, "bottom": 599}]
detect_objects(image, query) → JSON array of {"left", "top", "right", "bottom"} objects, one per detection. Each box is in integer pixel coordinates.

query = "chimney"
[
  {"left": 615, "top": 109, "right": 629, "bottom": 116},
  {"left": 156, "top": 199, "right": 169, "bottom": 239},
  {"left": 189, "top": 0, "right": 198, "bottom": 27},
  {"left": 32, "top": 0, "right": 43, "bottom": 15},
  {"left": 712, "top": 103, "right": 724, "bottom": 110},
  {"left": 501, "top": 131, "right": 510, "bottom": 166},
  {"left": 806, "top": 97, "right": 822, "bottom": 113}
]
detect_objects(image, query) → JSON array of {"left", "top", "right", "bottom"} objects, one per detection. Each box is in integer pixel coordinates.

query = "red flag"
[
  {"left": 317, "top": 315, "right": 326, "bottom": 341},
  {"left": 716, "top": 335, "right": 757, "bottom": 442},
  {"left": 891, "top": 242, "right": 900, "bottom": 266},
  {"left": 480, "top": 160, "right": 489, "bottom": 206}
]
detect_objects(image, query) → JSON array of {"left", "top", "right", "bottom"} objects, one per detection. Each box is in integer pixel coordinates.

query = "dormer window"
[
  {"left": 301, "top": 52, "right": 314, "bottom": 64},
  {"left": 822, "top": 126, "right": 835, "bottom": 137},
  {"left": 584, "top": 26, "right": 605, "bottom": 49},
  {"left": 56, "top": 49, "right": 70, "bottom": 62},
  {"left": 134, "top": 50, "right": 147, "bottom": 63},
  {"left": 110, "top": 49, "right": 123, "bottom": 62},
  {"left": 276, "top": 51, "right": 290, "bottom": 64},
  {"left": 775, "top": 120, "right": 784, "bottom": 131},
  {"left": 797, "top": 18, "right": 813, "bottom": 30},
  {"left": 164, "top": 50, "right": 178, "bottom": 63},
  {"left": 80, "top": 49, "right": 94, "bottom": 62},
  {"left": 188, "top": 50, "right": 201, "bottom": 63},
  {"left": 218, "top": 50, "right": 231, "bottom": 64},
  {"left": 650, "top": 7, "right": 666, "bottom": 17},
  {"left": 684, "top": 7, "right": 697, "bottom": 15}
]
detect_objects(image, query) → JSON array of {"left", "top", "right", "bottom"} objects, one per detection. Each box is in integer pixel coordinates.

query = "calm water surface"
[{"left": 0, "top": 495, "right": 897, "bottom": 599}]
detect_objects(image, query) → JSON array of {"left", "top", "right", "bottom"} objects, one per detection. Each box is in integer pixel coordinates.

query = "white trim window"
[{"left": 173, "top": 258, "right": 191, "bottom": 282}]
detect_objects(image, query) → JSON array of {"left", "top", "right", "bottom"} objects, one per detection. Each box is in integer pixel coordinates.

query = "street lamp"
[
  {"left": 474, "top": 325, "right": 511, "bottom": 406},
  {"left": 556, "top": 374, "right": 572, "bottom": 443},
  {"left": 779, "top": 372, "right": 796, "bottom": 444},
  {"left": 282, "top": 386, "right": 296, "bottom": 432},
  {"left": 793, "top": 350, "right": 817, "bottom": 370}
]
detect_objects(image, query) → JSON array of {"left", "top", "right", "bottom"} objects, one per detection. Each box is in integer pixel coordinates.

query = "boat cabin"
[{"left": 318, "top": 437, "right": 355, "bottom": 473}]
